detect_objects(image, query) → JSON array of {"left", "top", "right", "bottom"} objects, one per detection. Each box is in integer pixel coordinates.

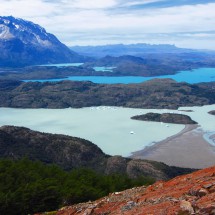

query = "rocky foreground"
[{"left": 51, "top": 166, "right": 215, "bottom": 215}]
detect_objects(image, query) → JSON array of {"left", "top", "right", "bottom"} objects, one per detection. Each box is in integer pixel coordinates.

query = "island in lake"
[
  {"left": 208, "top": 110, "right": 215, "bottom": 115},
  {"left": 131, "top": 112, "right": 197, "bottom": 124}
]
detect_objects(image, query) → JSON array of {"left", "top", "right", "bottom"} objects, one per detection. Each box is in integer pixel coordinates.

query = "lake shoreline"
[
  {"left": 22, "top": 67, "right": 215, "bottom": 84},
  {"left": 0, "top": 104, "right": 215, "bottom": 166},
  {"left": 130, "top": 125, "right": 215, "bottom": 169}
]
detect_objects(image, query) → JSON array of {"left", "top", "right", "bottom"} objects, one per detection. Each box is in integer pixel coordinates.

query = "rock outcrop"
[{"left": 54, "top": 165, "right": 215, "bottom": 215}]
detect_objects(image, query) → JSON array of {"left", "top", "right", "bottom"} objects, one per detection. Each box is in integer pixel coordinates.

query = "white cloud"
[
  {"left": 45, "top": 2, "right": 215, "bottom": 33},
  {"left": 68, "top": 0, "right": 118, "bottom": 9},
  {"left": 0, "top": 0, "right": 57, "bottom": 17},
  {"left": 0, "top": 0, "right": 215, "bottom": 49},
  {"left": 180, "top": 33, "right": 215, "bottom": 38},
  {"left": 120, "top": 0, "right": 166, "bottom": 7}
]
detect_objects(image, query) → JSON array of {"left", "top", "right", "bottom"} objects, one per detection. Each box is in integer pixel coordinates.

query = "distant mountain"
[
  {"left": 83, "top": 54, "right": 215, "bottom": 76},
  {"left": 70, "top": 43, "right": 196, "bottom": 58},
  {"left": 0, "top": 16, "right": 87, "bottom": 67},
  {"left": 72, "top": 44, "right": 215, "bottom": 76},
  {"left": 0, "top": 125, "right": 194, "bottom": 180}
]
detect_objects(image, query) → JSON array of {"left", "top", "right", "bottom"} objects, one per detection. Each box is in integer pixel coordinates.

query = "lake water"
[
  {"left": 38, "top": 63, "right": 115, "bottom": 72},
  {"left": 0, "top": 104, "right": 214, "bottom": 156},
  {"left": 93, "top": 66, "right": 116, "bottom": 72},
  {"left": 25, "top": 67, "right": 215, "bottom": 84},
  {"left": 38, "top": 63, "right": 84, "bottom": 67}
]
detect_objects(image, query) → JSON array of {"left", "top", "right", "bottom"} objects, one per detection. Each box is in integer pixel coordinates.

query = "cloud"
[
  {"left": 68, "top": 0, "right": 118, "bottom": 9},
  {"left": 0, "top": 0, "right": 57, "bottom": 17},
  {"left": 119, "top": 0, "right": 166, "bottom": 7},
  {"left": 0, "top": 0, "right": 215, "bottom": 49},
  {"left": 119, "top": 0, "right": 215, "bottom": 9}
]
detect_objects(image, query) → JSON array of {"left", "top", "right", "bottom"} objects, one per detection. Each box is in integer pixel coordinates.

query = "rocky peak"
[
  {"left": 0, "top": 16, "right": 86, "bottom": 67},
  {"left": 0, "top": 16, "right": 56, "bottom": 46},
  {"left": 55, "top": 166, "right": 215, "bottom": 215}
]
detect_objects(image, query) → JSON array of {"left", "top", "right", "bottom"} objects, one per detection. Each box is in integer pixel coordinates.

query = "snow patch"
[
  {"left": 15, "top": 24, "right": 20, "bottom": 29},
  {"left": 3, "top": 20, "right": 10, "bottom": 24},
  {"left": 0, "top": 25, "right": 14, "bottom": 39},
  {"left": 35, "top": 34, "right": 52, "bottom": 46}
]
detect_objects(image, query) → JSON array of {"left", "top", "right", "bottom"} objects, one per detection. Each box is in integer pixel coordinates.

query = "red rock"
[{"left": 55, "top": 166, "right": 215, "bottom": 215}]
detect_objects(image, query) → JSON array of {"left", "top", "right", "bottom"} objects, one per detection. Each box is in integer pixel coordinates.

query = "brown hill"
[
  {"left": 0, "top": 125, "right": 193, "bottom": 181},
  {"left": 54, "top": 165, "right": 215, "bottom": 215},
  {"left": 0, "top": 79, "right": 215, "bottom": 109}
]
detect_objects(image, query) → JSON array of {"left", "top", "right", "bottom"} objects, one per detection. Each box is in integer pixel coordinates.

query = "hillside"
[
  {"left": 0, "top": 79, "right": 214, "bottom": 109},
  {"left": 0, "top": 16, "right": 86, "bottom": 67},
  {"left": 71, "top": 44, "right": 215, "bottom": 77},
  {"left": 0, "top": 159, "right": 157, "bottom": 215},
  {"left": 52, "top": 165, "right": 215, "bottom": 215},
  {"left": 0, "top": 125, "right": 194, "bottom": 181},
  {"left": 83, "top": 54, "right": 213, "bottom": 76}
]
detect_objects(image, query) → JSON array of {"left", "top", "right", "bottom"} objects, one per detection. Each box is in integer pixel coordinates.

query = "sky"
[{"left": 0, "top": 0, "right": 215, "bottom": 50}]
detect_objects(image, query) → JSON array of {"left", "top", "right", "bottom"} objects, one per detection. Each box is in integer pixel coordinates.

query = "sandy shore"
[{"left": 130, "top": 125, "right": 215, "bottom": 169}]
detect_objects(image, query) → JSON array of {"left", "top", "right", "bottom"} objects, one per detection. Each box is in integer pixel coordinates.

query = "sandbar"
[{"left": 130, "top": 125, "right": 215, "bottom": 169}]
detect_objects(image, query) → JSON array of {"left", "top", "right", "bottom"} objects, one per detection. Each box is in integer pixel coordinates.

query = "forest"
[{"left": 0, "top": 158, "right": 155, "bottom": 214}]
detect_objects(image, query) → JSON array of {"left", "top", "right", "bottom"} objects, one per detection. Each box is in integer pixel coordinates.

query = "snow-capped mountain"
[{"left": 0, "top": 16, "right": 86, "bottom": 67}]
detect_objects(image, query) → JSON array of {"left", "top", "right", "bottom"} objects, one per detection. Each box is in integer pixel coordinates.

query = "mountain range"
[
  {"left": 70, "top": 43, "right": 197, "bottom": 58},
  {"left": 1, "top": 15, "right": 215, "bottom": 74},
  {"left": 0, "top": 16, "right": 86, "bottom": 67}
]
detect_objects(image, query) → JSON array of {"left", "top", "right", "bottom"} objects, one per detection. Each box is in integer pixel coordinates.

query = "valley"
[{"left": 0, "top": 12, "right": 215, "bottom": 215}]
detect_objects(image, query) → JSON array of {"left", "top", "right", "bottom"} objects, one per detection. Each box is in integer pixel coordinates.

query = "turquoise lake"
[
  {"left": 38, "top": 63, "right": 84, "bottom": 67},
  {"left": 0, "top": 105, "right": 214, "bottom": 156},
  {"left": 25, "top": 67, "right": 215, "bottom": 84}
]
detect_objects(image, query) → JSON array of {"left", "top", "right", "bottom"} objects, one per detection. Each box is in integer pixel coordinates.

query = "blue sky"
[{"left": 0, "top": 0, "right": 215, "bottom": 49}]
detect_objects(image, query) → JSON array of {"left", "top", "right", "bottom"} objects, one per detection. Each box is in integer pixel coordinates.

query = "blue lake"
[
  {"left": 38, "top": 63, "right": 115, "bottom": 73},
  {"left": 25, "top": 67, "right": 215, "bottom": 84},
  {"left": 0, "top": 105, "right": 215, "bottom": 157},
  {"left": 93, "top": 66, "right": 116, "bottom": 72},
  {"left": 38, "top": 63, "right": 84, "bottom": 67}
]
